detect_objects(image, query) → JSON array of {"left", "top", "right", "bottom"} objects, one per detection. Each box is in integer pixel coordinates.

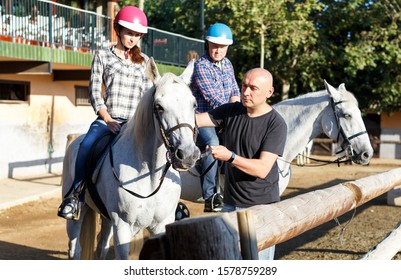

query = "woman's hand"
[
  {"left": 105, "top": 118, "right": 122, "bottom": 134},
  {"left": 98, "top": 109, "right": 121, "bottom": 134}
]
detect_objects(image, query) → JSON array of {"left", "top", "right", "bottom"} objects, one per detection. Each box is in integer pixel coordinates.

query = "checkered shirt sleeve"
[{"left": 190, "top": 55, "right": 240, "bottom": 113}]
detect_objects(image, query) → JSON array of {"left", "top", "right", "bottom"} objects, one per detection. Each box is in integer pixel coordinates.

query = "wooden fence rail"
[
  {"left": 360, "top": 220, "right": 401, "bottom": 260},
  {"left": 140, "top": 167, "right": 401, "bottom": 260}
]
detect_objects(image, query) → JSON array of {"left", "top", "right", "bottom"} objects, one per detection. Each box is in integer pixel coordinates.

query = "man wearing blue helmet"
[{"left": 190, "top": 23, "right": 241, "bottom": 212}]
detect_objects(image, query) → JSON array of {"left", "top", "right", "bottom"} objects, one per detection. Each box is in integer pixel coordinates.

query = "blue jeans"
[
  {"left": 222, "top": 203, "right": 275, "bottom": 260},
  {"left": 71, "top": 118, "right": 115, "bottom": 193},
  {"left": 197, "top": 127, "right": 219, "bottom": 200}
]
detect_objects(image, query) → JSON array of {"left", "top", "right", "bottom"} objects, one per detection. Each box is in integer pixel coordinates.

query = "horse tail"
[
  {"left": 130, "top": 230, "right": 145, "bottom": 259},
  {"left": 80, "top": 207, "right": 98, "bottom": 259}
]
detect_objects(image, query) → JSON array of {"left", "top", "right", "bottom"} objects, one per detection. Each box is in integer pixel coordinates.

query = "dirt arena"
[{"left": 1, "top": 156, "right": 401, "bottom": 260}]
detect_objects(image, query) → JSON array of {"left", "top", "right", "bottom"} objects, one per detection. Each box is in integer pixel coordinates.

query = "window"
[
  {"left": 75, "top": 85, "right": 90, "bottom": 106},
  {"left": 0, "top": 80, "right": 30, "bottom": 103}
]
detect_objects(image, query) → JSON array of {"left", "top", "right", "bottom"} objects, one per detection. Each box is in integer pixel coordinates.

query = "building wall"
[
  {"left": 380, "top": 112, "right": 401, "bottom": 159},
  {"left": 0, "top": 74, "right": 93, "bottom": 179}
]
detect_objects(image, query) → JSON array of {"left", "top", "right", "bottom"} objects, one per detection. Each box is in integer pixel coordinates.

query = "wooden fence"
[
  {"left": 360, "top": 220, "right": 401, "bottom": 260},
  {"left": 139, "top": 167, "right": 401, "bottom": 260}
]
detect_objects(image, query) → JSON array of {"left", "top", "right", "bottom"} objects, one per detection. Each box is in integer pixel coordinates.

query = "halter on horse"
[{"left": 274, "top": 80, "right": 373, "bottom": 195}]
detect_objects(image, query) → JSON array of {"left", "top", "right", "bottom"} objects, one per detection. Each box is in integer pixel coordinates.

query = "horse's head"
[
  {"left": 322, "top": 80, "right": 373, "bottom": 165},
  {"left": 146, "top": 58, "right": 200, "bottom": 171}
]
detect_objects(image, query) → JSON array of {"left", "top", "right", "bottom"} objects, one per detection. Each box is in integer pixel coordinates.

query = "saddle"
[{"left": 81, "top": 131, "right": 117, "bottom": 220}]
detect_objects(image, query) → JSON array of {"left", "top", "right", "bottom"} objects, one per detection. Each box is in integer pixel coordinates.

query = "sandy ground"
[{"left": 1, "top": 157, "right": 401, "bottom": 260}]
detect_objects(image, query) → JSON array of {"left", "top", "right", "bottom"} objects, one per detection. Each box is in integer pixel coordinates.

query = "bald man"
[{"left": 195, "top": 68, "right": 287, "bottom": 260}]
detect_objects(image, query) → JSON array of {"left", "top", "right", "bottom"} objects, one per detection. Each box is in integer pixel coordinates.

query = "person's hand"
[
  {"left": 209, "top": 145, "right": 231, "bottom": 161},
  {"left": 105, "top": 118, "right": 122, "bottom": 134}
]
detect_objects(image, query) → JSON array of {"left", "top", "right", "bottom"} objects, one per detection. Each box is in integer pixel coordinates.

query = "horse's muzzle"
[
  {"left": 352, "top": 150, "right": 373, "bottom": 165},
  {"left": 171, "top": 147, "right": 201, "bottom": 171}
]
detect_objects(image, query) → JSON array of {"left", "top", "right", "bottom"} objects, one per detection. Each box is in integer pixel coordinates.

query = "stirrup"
[
  {"left": 175, "top": 202, "right": 190, "bottom": 221},
  {"left": 57, "top": 196, "right": 80, "bottom": 220}
]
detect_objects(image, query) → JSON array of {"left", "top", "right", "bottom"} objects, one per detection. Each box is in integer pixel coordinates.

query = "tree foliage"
[
  {"left": 145, "top": 0, "right": 202, "bottom": 39},
  {"left": 142, "top": 0, "right": 401, "bottom": 113}
]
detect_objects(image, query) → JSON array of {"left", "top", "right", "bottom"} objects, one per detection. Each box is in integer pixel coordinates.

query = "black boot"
[
  {"left": 57, "top": 195, "right": 80, "bottom": 220},
  {"left": 57, "top": 182, "right": 83, "bottom": 220}
]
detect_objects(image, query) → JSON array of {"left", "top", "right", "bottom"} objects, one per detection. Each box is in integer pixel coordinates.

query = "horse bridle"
[
  {"left": 331, "top": 98, "right": 367, "bottom": 160},
  {"left": 153, "top": 100, "right": 198, "bottom": 171},
  {"left": 111, "top": 91, "right": 198, "bottom": 199}
]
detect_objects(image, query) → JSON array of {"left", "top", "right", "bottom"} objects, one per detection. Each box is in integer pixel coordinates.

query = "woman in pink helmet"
[{"left": 57, "top": 6, "right": 153, "bottom": 220}]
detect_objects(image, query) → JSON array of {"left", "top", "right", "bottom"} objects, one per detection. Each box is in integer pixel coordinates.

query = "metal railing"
[
  {"left": 0, "top": 0, "right": 204, "bottom": 66},
  {"left": 143, "top": 28, "right": 204, "bottom": 67}
]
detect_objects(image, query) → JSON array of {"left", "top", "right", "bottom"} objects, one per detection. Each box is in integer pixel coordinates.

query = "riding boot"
[{"left": 57, "top": 182, "right": 84, "bottom": 220}]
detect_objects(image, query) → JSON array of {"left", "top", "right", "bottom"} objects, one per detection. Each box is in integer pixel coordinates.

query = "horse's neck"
[
  {"left": 274, "top": 91, "right": 330, "bottom": 164},
  {"left": 114, "top": 122, "right": 167, "bottom": 179}
]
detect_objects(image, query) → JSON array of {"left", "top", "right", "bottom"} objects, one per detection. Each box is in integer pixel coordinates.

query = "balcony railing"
[{"left": 0, "top": 0, "right": 204, "bottom": 66}]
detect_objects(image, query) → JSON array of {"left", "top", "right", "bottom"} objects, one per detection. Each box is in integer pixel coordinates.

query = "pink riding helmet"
[{"left": 114, "top": 6, "right": 148, "bottom": 34}]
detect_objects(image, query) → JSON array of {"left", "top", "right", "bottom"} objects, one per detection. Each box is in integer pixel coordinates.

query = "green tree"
[
  {"left": 118, "top": 0, "right": 139, "bottom": 7},
  {"left": 316, "top": 0, "right": 401, "bottom": 113},
  {"left": 204, "top": 0, "right": 324, "bottom": 102},
  {"left": 142, "top": 0, "right": 401, "bottom": 113},
  {"left": 145, "top": 0, "right": 202, "bottom": 39}
]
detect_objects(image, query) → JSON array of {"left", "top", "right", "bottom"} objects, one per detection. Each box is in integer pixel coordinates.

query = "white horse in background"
[
  {"left": 180, "top": 80, "right": 373, "bottom": 200},
  {"left": 296, "top": 140, "right": 313, "bottom": 165},
  {"left": 61, "top": 58, "right": 200, "bottom": 259},
  {"left": 274, "top": 80, "right": 372, "bottom": 194}
]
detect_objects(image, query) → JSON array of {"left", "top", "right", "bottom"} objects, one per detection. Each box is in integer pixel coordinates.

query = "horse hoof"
[{"left": 175, "top": 202, "right": 190, "bottom": 221}]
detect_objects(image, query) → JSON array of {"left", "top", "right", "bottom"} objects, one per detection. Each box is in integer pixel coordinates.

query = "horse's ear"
[
  {"left": 324, "top": 79, "right": 342, "bottom": 101},
  {"left": 338, "top": 83, "right": 347, "bottom": 92},
  {"left": 146, "top": 57, "right": 161, "bottom": 83},
  {"left": 179, "top": 59, "right": 195, "bottom": 85}
]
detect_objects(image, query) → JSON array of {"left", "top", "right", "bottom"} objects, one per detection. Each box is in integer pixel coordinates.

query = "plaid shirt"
[
  {"left": 190, "top": 54, "right": 240, "bottom": 113},
  {"left": 89, "top": 47, "right": 153, "bottom": 120}
]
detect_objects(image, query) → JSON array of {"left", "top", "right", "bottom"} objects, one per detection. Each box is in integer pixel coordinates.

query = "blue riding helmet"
[{"left": 205, "top": 23, "right": 233, "bottom": 45}]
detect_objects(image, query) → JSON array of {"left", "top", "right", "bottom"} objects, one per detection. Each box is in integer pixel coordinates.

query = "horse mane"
[
  {"left": 276, "top": 87, "right": 358, "bottom": 107},
  {"left": 273, "top": 87, "right": 359, "bottom": 140},
  {"left": 132, "top": 86, "right": 156, "bottom": 147},
  {"left": 131, "top": 72, "right": 186, "bottom": 147},
  {"left": 277, "top": 90, "right": 324, "bottom": 105}
]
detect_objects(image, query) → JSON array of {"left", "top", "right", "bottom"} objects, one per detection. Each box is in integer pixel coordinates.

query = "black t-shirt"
[{"left": 208, "top": 102, "right": 287, "bottom": 207}]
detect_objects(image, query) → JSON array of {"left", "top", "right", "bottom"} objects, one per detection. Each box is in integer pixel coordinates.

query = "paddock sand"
[{"left": 1, "top": 156, "right": 400, "bottom": 260}]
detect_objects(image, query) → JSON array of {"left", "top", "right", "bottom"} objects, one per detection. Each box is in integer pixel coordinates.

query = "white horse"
[
  {"left": 61, "top": 58, "right": 200, "bottom": 259},
  {"left": 296, "top": 140, "right": 313, "bottom": 165},
  {"left": 180, "top": 80, "right": 373, "bottom": 200}
]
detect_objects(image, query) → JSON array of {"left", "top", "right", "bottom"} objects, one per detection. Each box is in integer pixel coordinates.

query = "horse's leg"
[
  {"left": 66, "top": 204, "right": 88, "bottom": 259},
  {"left": 95, "top": 216, "right": 113, "bottom": 260},
  {"left": 306, "top": 140, "right": 313, "bottom": 164},
  {"left": 278, "top": 163, "right": 291, "bottom": 196},
  {"left": 112, "top": 220, "right": 135, "bottom": 260},
  {"left": 297, "top": 147, "right": 307, "bottom": 165},
  {"left": 148, "top": 210, "right": 176, "bottom": 236}
]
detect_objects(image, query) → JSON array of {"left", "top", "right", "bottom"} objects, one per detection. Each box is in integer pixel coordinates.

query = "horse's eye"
[
  {"left": 343, "top": 113, "right": 352, "bottom": 119},
  {"left": 155, "top": 104, "right": 164, "bottom": 113}
]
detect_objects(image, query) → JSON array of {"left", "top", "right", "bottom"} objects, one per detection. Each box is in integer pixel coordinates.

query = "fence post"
[
  {"left": 140, "top": 214, "right": 241, "bottom": 259},
  {"left": 237, "top": 210, "right": 258, "bottom": 260},
  {"left": 387, "top": 185, "right": 401, "bottom": 206}
]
